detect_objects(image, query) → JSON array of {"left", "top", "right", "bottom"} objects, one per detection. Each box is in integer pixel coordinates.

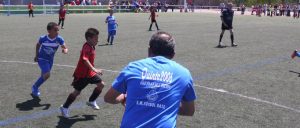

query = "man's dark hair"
[
  {"left": 85, "top": 28, "right": 99, "bottom": 40},
  {"left": 149, "top": 31, "right": 175, "bottom": 57},
  {"left": 47, "top": 22, "right": 58, "bottom": 31}
]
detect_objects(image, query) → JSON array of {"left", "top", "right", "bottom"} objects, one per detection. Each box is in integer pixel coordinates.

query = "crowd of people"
[
  {"left": 249, "top": 3, "right": 300, "bottom": 18},
  {"left": 62, "top": 0, "right": 177, "bottom": 13}
]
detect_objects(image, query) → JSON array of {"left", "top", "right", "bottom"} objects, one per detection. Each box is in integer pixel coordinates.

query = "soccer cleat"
[
  {"left": 86, "top": 101, "right": 100, "bottom": 110},
  {"left": 60, "top": 105, "right": 70, "bottom": 118},
  {"left": 217, "top": 43, "right": 226, "bottom": 48},
  {"left": 231, "top": 43, "right": 238, "bottom": 47},
  {"left": 31, "top": 85, "right": 40, "bottom": 97},
  {"left": 291, "top": 50, "right": 298, "bottom": 59}
]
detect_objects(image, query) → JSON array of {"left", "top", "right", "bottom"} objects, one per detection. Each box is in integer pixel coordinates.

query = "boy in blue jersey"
[
  {"left": 105, "top": 10, "right": 118, "bottom": 45},
  {"left": 31, "top": 22, "right": 68, "bottom": 97},
  {"left": 104, "top": 31, "right": 196, "bottom": 128}
]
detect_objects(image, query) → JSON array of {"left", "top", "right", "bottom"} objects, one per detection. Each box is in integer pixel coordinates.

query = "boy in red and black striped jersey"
[
  {"left": 58, "top": 5, "right": 67, "bottom": 29},
  {"left": 60, "top": 28, "right": 105, "bottom": 118},
  {"left": 148, "top": 6, "right": 160, "bottom": 31}
]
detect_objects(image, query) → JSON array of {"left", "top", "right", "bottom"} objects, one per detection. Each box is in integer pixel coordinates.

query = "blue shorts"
[
  {"left": 38, "top": 59, "right": 53, "bottom": 74},
  {"left": 108, "top": 30, "right": 116, "bottom": 36}
]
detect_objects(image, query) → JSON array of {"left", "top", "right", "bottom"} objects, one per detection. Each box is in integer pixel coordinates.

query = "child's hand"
[
  {"left": 62, "top": 48, "right": 68, "bottom": 54},
  {"left": 95, "top": 69, "right": 103, "bottom": 75}
]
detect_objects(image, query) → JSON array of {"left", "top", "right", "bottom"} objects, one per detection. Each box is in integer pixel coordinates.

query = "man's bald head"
[{"left": 149, "top": 31, "right": 175, "bottom": 59}]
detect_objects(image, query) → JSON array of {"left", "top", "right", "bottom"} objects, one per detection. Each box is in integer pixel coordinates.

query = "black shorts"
[
  {"left": 222, "top": 23, "right": 233, "bottom": 30},
  {"left": 59, "top": 18, "right": 65, "bottom": 21},
  {"left": 151, "top": 19, "right": 157, "bottom": 23},
  {"left": 29, "top": 10, "right": 33, "bottom": 14},
  {"left": 72, "top": 74, "right": 102, "bottom": 91}
]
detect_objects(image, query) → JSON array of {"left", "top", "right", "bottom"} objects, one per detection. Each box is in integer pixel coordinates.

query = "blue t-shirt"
[
  {"left": 112, "top": 56, "right": 197, "bottom": 128},
  {"left": 38, "top": 35, "right": 64, "bottom": 61},
  {"left": 106, "top": 16, "right": 117, "bottom": 31}
]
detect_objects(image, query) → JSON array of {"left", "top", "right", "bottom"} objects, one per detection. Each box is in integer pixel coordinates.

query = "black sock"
[
  {"left": 62, "top": 21, "right": 64, "bottom": 27},
  {"left": 63, "top": 93, "right": 77, "bottom": 108},
  {"left": 89, "top": 87, "right": 102, "bottom": 102},
  {"left": 230, "top": 34, "right": 234, "bottom": 44},
  {"left": 149, "top": 23, "right": 153, "bottom": 30},
  {"left": 219, "top": 34, "right": 223, "bottom": 44},
  {"left": 155, "top": 22, "right": 159, "bottom": 30}
]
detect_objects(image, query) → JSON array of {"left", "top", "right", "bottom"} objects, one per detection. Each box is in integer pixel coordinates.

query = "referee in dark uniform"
[{"left": 218, "top": 3, "right": 237, "bottom": 48}]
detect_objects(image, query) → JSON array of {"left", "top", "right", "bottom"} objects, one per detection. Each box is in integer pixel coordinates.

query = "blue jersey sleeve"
[
  {"left": 182, "top": 78, "right": 197, "bottom": 102},
  {"left": 112, "top": 66, "right": 130, "bottom": 94},
  {"left": 38, "top": 36, "right": 44, "bottom": 44},
  {"left": 58, "top": 36, "right": 65, "bottom": 45}
]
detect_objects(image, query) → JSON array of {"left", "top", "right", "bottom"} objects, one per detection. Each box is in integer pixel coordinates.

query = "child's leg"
[
  {"left": 149, "top": 22, "right": 153, "bottom": 30},
  {"left": 89, "top": 82, "right": 104, "bottom": 102},
  {"left": 155, "top": 21, "right": 159, "bottom": 30},
  {"left": 63, "top": 90, "right": 80, "bottom": 108},
  {"left": 110, "top": 30, "right": 116, "bottom": 45},
  {"left": 32, "top": 60, "right": 51, "bottom": 89},
  {"left": 110, "top": 35, "right": 114, "bottom": 45},
  {"left": 63, "top": 78, "right": 89, "bottom": 108},
  {"left": 61, "top": 19, "right": 64, "bottom": 28},
  {"left": 58, "top": 19, "right": 61, "bottom": 26},
  {"left": 88, "top": 75, "right": 104, "bottom": 102}
]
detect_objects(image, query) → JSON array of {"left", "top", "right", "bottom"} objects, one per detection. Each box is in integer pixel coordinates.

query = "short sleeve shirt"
[
  {"left": 73, "top": 43, "right": 97, "bottom": 78},
  {"left": 112, "top": 56, "right": 197, "bottom": 128},
  {"left": 38, "top": 35, "right": 64, "bottom": 61}
]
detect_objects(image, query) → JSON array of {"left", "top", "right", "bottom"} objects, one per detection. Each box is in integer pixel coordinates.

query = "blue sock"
[{"left": 33, "top": 76, "right": 44, "bottom": 89}]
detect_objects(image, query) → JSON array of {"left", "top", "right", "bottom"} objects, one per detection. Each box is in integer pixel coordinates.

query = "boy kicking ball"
[
  {"left": 60, "top": 28, "right": 105, "bottom": 118},
  {"left": 31, "top": 22, "right": 68, "bottom": 97},
  {"left": 105, "top": 10, "right": 118, "bottom": 45}
]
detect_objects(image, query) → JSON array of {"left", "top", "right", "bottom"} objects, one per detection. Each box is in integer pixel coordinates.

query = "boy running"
[
  {"left": 28, "top": 1, "right": 34, "bottom": 18},
  {"left": 58, "top": 5, "right": 67, "bottom": 29},
  {"left": 60, "top": 28, "right": 105, "bottom": 118},
  {"left": 105, "top": 10, "right": 118, "bottom": 45},
  {"left": 31, "top": 22, "right": 68, "bottom": 97},
  {"left": 217, "top": 3, "right": 237, "bottom": 48},
  {"left": 148, "top": 6, "right": 160, "bottom": 31}
]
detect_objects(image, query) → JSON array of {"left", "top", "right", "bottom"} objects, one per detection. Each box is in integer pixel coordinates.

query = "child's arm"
[
  {"left": 83, "top": 59, "right": 103, "bottom": 75},
  {"left": 34, "top": 43, "right": 41, "bottom": 62},
  {"left": 61, "top": 44, "right": 68, "bottom": 54}
]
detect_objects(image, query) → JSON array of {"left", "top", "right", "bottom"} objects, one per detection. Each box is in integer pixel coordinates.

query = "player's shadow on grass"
[
  {"left": 289, "top": 70, "right": 300, "bottom": 77},
  {"left": 56, "top": 115, "right": 97, "bottom": 128},
  {"left": 98, "top": 44, "right": 111, "bottom": 47},
  {"left": 16, "top": 94, "right": 51, "bottom": 111}
]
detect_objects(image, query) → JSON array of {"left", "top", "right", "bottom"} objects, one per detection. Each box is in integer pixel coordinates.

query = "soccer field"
[{"left": 1, "top": 12, "right": 300, "bottom": 128}]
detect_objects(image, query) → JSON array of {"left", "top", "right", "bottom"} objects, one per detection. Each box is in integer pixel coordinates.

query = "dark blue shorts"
[
  {"left": 38, "top": 59, "right": 53, "bottom": 74},
  {"left": 108, "top": 30, "right": 116, "bottom": 36}
]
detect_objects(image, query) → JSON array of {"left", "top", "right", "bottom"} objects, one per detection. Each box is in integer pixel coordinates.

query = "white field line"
[{"left": 1, "top": 60, "right": 300, "bottom": 113}]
